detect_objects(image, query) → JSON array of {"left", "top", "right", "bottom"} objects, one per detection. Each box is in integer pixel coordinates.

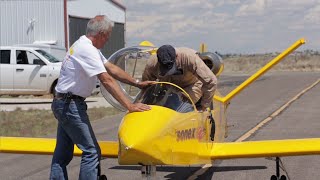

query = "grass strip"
[{"left": 0, "top": 107, "right": 121, "bottom": 137}]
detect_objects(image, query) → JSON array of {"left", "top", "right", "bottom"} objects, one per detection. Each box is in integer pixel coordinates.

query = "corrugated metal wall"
[
  {"left": 0, "top": 0, "right": 65, "bottom": 48},
  {"left": 69, "top": 16, "right": 125, "bottom": 58}
]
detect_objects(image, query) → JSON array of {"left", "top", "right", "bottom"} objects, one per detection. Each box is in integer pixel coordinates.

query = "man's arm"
[
  {"left": 98, "top": 72, "right": 151, "bottom": 112},
  {"left": 104, "top": 62, "right": 154, "bottom": 89}
]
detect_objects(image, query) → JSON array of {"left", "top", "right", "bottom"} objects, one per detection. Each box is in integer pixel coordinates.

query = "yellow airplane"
[{"left": 1, "top": 38, "right": 319, "bottom": 180}]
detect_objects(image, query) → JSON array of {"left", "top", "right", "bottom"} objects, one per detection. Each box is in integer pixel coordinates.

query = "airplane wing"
[
  {"left": 2, "top": 137, "right": 320, "bottom": 161},
  {"left": 201, "top": 138, "right": 320, "bottom": 160},
  {"left": 0, "top": 137, "right": 118, "bottom": 158}
]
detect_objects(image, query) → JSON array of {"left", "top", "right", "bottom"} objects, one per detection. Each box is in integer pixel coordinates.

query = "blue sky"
[{"left": 118, "top": 0, "right": 320, "bottom": 54}]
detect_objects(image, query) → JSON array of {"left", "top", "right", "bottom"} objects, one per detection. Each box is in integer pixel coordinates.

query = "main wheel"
[
  {"left": 280, "top": 175, "right": 287, "bottom": 180},
  {"left": 271, "top": 175, "right": 278, "bottom": 180},
  {"left": 51, "top": 81, "right": 57, "bottom": 97},
  {"left": 99, "top": 174, "right": 107, "bottom": 180}
]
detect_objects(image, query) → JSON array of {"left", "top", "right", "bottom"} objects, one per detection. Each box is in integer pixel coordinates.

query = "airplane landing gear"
[
  {"left": 270, "top": 157, "right": 288, "bottom": 180},
  {"left": 98, "top": 164, "right": 107, "bottom": 180},
  {"left": 271, "top": 175, "right": 286, "bottom": 180},
  {"left": 141, "top": 165, "right": 156, "bottom": 179},
  {"left": 98, "top": 174, "right": 107, "bottom": 180}
]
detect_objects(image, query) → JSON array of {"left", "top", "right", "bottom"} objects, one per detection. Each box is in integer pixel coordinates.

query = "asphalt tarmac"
[{"left": 0, "top": 71, "right": 319, "bottom": 180}]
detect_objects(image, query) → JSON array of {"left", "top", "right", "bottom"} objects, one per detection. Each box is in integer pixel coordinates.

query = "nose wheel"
[
  {"left": 270, "top": 157, "right": 289, "bottom": 180},
  {"left": 141, "top": 165, "right": 156, "bottom": 179}
]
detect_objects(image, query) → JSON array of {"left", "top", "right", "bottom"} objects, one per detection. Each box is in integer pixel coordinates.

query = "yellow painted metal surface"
[
  {"left": 199, "top": 43, "right": 207, "bottom": 53},
  {"left": 139, "top": 40, "right": 155, "bottom": 47},
  {"left": 0, "top": 137, "right": 118, "bottom": 158},
  {"left": 139, "top": 41, "right": 158, "bottom": 55},
  {"left": 3, "top": 136, "right": 320, "bottom": 165},
  {"left": 201, "top": 138, "right": 320, "bottom": 159},
  {"left": 118, "top": 105, "right": 178, "bottom": 165},
  {"left": 0, "top": 137, "right": 59, "bottom": 155},
  {"left": 117, "top": 91, "right": 228, "bottom": 165},
  {"left": 118, "top": 105, "right": 215, "bottom": 165}
]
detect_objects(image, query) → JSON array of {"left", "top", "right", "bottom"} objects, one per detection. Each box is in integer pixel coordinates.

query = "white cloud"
[
  {"left": 269, "top": 0, "right": 317, "bottom": 6},
  {"left": 216, "top": 0, "right": 241, "bottom": 6},
  {"left": 126, "top": 15, "right": 164, "bottom": 35},
  {"left": 134, "top": 0, "right": 214, "bottom": 9},
  {"left": 236, "top": 0, "right": 267, "bottom": 17},
  {"left": 304, "top": 4, "right": 320, "bottom": 24},
  {"left": 120, "top": 0, "right": 320, "bottom": 53}
]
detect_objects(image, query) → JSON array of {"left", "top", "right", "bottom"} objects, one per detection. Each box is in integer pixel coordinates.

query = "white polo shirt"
[{"left": 56, "top": 35, "right": 108, "bottom": 98}]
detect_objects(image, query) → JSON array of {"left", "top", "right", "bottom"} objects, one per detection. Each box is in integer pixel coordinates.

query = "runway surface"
[{"left": 0, "top": 71, "right": 319, "bottom": 180}]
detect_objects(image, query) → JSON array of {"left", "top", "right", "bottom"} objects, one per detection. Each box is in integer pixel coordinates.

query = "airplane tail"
[
  {"left": 214, "top": 38, "right": 305, "bottom": 104},
  {"left": 212, "top": 38, "right": 306, "bottom": 142},
  {"left": 139, "top": 40, "right": 155, "bottom": 47}
]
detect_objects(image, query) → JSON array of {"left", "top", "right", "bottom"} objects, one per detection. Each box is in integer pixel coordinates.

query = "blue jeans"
[{"left": 50, "top": 98, "right": 101, "bottom": 180}]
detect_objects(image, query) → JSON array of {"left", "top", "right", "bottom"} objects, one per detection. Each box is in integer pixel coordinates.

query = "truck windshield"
[
  {"left": 134, "top": 83, "right": 195, "bottom": 113},
  {"left": 36, "top": 50, "right": 61, "bottom": 63}
]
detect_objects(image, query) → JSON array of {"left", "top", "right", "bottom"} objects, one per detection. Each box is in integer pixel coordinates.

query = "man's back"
[
  {"left": 142, "top": 47, "right": 217, "bottom": 105},
  {"left": 143, "top": 47, "right": 201, "bottom": 87}
]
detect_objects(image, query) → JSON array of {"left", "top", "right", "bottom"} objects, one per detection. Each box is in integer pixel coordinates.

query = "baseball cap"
[{"left": 157, "top": 45, "right": 177, "bottom": 76}]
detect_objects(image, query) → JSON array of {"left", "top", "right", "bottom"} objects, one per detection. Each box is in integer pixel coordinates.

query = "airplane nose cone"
[{"left": 118, "top": 106, "right": 176, "bottom": 165}]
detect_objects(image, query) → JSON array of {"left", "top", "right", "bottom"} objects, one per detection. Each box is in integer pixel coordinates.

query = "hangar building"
[{"left": 0, "top": 0, "right": 126, "bottom": 59}]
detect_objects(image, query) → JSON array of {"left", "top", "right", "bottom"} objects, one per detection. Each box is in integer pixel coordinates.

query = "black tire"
[
  {"left": 271, "top": 175, "right": 278, "bottom": 180},
  {"left": 280, "top": 175, "right": 287, "bottom": 180},
  {"left": 51, "top": 81, "right": 57, "bottom": 96},
  {"left": 99, "top": 174, "right": 107, "bottom": 180}
]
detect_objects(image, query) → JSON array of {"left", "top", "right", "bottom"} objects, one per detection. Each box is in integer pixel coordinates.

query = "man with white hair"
[{"left": 50, "top": 15, "right": 154, "bottom": 180}]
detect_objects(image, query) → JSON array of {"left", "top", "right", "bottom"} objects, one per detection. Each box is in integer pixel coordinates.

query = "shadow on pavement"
[{"left": 110, "top": 165, "right": 267, "bottom": 180}]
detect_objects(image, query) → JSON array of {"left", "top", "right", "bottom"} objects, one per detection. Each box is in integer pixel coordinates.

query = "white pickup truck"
[{"left": 0, "top": 46, "right": 62, "bottom": 96}]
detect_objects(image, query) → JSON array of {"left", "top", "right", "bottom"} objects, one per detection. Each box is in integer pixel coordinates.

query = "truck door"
[
  {"left": 14, "top": 50, "right": 48, "bottom": 94},
  {"left": 0, "top": 50, "right": 14, "bottom": 94}
]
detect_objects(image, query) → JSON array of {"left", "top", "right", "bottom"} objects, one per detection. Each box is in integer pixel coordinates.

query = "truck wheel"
[{"left": 51, "top": 82, "right": 57, "bottom": 97}]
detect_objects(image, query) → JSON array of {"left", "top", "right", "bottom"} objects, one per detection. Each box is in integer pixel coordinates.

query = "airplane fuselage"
[{"left": 118, "top": 105, "right": 224, "bottom": 165}]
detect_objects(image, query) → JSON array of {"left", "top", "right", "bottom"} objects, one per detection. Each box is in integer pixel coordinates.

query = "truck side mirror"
[{"left": 33, "top": 59, "right": 46, "bottom": 65}]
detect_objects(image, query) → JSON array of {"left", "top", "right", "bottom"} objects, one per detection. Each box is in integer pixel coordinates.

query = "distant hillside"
[{"left": 222, "top": 50, "right": 320, "bottom": 73}]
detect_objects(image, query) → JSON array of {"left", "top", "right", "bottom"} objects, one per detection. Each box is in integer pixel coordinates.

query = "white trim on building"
[{"left": 67, "top": 0, "right": 126, "bottom": 23}]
